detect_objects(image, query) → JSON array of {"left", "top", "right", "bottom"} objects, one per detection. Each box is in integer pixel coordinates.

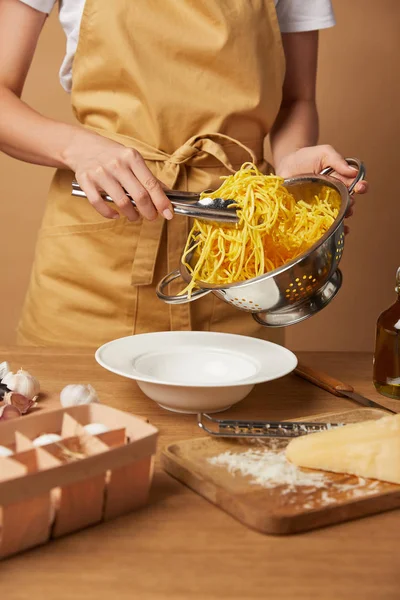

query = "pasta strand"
[{"left": 181, "top": 163, "right": 339, "bottom": 297}]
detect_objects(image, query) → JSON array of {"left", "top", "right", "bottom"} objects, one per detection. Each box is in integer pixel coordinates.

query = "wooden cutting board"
[{"left": 161, "top": 408, "right": 400, "bottom": 535}]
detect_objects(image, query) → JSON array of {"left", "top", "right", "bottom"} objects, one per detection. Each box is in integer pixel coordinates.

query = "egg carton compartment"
[{"left": 0, "top": 404, "right": 158, "bottom": 559}]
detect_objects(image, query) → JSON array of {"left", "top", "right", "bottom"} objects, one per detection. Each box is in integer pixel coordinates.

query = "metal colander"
[{"left": 156, "top": 158, "right": 365, "bottom": 327}]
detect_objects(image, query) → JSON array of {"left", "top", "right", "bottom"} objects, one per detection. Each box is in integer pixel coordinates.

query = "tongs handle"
[
  {"left": 72, "top": 181, "right": 200, "bottom": 208},
  {"left": 71, "top": 181, "right": 238, "bottom": 223}
]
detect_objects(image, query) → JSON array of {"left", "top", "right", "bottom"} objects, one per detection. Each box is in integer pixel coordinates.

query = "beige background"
[{"left": 1, "top": 0, "right": 399, "bottom": 351}]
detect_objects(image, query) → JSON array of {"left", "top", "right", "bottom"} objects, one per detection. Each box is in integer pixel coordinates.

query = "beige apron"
[{"left": 17, "top": 0, "right": 285, "bottom": 347}]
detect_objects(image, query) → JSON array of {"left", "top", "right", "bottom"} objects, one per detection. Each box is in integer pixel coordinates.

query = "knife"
[{"left": 294, "top": 363, "right": 397, "bottom": 414}]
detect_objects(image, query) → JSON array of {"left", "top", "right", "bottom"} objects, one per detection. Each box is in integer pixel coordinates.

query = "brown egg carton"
[{"left": 0, "top": 404, "right": 158, "bottom": 559}]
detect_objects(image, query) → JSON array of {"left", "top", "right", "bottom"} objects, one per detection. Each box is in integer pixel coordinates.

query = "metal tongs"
[
  {"left": 197, "top": 413, "right": 343, "bottom": 440},
  {"left": 72, "top": 158, "right": 365, "bottom": 224},
  {"left": 71, "top": 180, "right": 239, "bottom": 223}
]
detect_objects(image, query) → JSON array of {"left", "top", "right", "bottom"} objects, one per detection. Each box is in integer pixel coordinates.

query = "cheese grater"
[{"left": 197, "top": 413, "right": 343, "bottom": 439}]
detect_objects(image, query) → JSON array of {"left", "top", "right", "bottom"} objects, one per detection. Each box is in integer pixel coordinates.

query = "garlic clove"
[
  {"left": 0, "top": 404, "right": 21, "bottom": 420},
  {"left": 18, "top": 368, "right": 40, "bottom": 397},
  {"left": 0, "top": 445, "right": 13, "bottom": 457},
  {"left": 83, "top": 423, "right": 109, "bottom": 436},
  {"left": 60, "top": 383, "right": 99, "bottom": 407},
  {"left": 4, "top": 391, "right": 36, "bottom": 415},
  {"left": 0, "top": 361, "right": 10, "bottom": 380},
  {"left": 2, "top": 369, "right": 40, "bottom": 400},
  {"left": 33, "top": 433, "right": 62, "bottom": 447}
]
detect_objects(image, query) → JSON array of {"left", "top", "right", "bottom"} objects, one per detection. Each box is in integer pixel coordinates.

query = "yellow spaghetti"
[{"left": 181, "top": 163, "right": 339, "bottom": 296}]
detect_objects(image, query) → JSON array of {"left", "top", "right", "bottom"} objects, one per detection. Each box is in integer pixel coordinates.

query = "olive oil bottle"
[{"left": 373, "top": 267, "right": 400, "bottom": 399}]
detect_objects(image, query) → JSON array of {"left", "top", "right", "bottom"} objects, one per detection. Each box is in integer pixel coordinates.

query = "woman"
[{"left": 0, "top": 0, "right": 367, "bottom": 347}]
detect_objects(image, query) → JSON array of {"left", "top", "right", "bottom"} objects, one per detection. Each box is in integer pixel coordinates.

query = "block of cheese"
[{"left": 286, "top": 414, "right": 400, "bottom": 484}]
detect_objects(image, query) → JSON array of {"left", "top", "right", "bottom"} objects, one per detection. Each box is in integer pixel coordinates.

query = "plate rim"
[{"left": 95, "top": 331, "right": 298, "bottom": 388}]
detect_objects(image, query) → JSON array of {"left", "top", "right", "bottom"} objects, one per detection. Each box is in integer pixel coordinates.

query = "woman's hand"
[
  {"left": 64, "top": 128, "right": 173, "bottom": 222},
  {"left": 0, "top": 2, "right": 172, "bottom": 223},
  {"left": 275, "top": 145, "right": 369, "bottom": 219}
]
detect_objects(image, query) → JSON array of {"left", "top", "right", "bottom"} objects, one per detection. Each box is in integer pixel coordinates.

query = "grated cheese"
[
  {"left": 208, "top": 448, "right": 328, "bottom": 491},
  {"left": 208, "top": 447, "right": 385, "bottom": 509}
]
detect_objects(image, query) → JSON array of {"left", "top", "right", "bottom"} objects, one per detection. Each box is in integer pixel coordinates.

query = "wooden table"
[{"left": 0, "top": 347, "right": 399, "bottom": 600}]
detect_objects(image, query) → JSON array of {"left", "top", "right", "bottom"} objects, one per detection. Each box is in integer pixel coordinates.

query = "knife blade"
[{"left": 294, "top": 363, "right": 397, "bottom": 414}]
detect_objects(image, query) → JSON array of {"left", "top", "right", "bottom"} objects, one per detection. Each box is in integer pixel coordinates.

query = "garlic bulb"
[
  {"left": 0, "top": 361, "right": 10, "bottom": 380},
  {"left": 33, "top": 433, "right": 62, "bottom": 448},
  {"left": 0, "top": 445, "right": 13, "bottom": 457},
  {"left": 60, "top": 384, "right": 99, "bottom": 407},
  {"left": 83, "top": 423, "right": 109, "bottom": 436},
  {"left": 2, "top": 369, "right": 40, "bottom": 400}
]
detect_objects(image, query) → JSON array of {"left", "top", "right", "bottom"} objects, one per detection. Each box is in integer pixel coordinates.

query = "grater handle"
[
  {"left": 320, "top": 157, "right": 366, "bottom": 195},
  {"left": 295, "top": 363, "right": 354, "bottom": 397}
]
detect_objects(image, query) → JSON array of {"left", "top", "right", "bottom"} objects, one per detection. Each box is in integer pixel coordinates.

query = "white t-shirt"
[{"left": 20, "top": 0, "right": 336, "bottom": 93}]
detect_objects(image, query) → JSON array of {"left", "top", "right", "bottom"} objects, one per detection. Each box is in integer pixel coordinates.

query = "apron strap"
[
  {"left": 164, "top": 132, "right": 257, "bottom": 182},
  {"left": 130, "top": 218, "right": 165, "bottom": 286},
  {"left": 128, "top": 131, "right": 257, "bottom": 286}
]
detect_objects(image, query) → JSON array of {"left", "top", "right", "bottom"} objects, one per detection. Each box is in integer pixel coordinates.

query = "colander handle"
[
  {"left": 320, "top": 157, "right": 366, "bottom": 194},
  {"left": 156, "top": 270, "right": 211, "bottom": 304}
]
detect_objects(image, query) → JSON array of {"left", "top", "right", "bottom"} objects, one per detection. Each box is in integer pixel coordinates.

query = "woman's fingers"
[
  {"left": 97, "top": 148, "right": 174, "bottom": 221},
  {"left": 345, "top": 196, "right": 356, "bottom": 218},
  {"left": 72, "top": 133, "right": 173, "bottom": 221},
  {"left": 126, "top": 149, "right": 174, "bottom": 220},
  {"left": 320, "top": 146, "right": 356, "bottom": 177},
  {"left": 77, "top": 175, "right": 119, "bottom": 219},
  {"left": 354, "top": 179, "right": 369, "bottom": 194},
  {"left": 93, "top": 167, "right": 140, "bottom": 221},
  {"left": 320, "top": 146, "right": 369, "bottom": 194},
  {"left": 109, "top": 157, "right": 157, "bottom": 221},
  {"left": 120, "top": 172, "right": 157, "bottom": 221},
  {"left": 333, "top": 174, "right": 369, "bottom": 193}
]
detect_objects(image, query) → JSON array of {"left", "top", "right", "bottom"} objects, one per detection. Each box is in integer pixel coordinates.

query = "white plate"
[{"left": 95, "top": 331, "right": 297, "bottom": 414}]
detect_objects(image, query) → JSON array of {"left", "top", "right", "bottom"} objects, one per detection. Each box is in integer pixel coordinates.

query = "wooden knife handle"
[{"left": 294, "top": 362, "right": 355, "bottom": 397}]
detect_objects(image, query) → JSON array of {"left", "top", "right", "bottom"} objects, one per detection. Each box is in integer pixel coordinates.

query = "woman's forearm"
[
  {"left": 0, "top": 85, "right": 82, "bottom": 169},
  {"left": 269, "top": 99, "right": 319, "bottom": 171}
]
